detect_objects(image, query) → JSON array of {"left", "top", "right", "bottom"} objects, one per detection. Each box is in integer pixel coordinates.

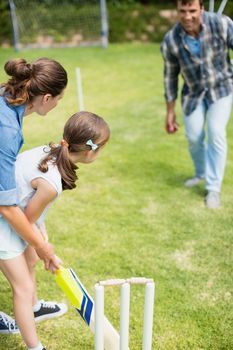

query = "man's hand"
[
  {"left": 166, "top": 101, "right": 179, "bottom": 134},
  {"left": 166, "top": 120, "right": 179, "bottom": 133}
]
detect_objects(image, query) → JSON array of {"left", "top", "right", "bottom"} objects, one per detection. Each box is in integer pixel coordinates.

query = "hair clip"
[{"left": 86, "top": 139, "right": 98, "bottom": 151}]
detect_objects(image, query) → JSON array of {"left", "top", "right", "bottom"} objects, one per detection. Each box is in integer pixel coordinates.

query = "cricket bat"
[{"left": 55, "top": 267, "right": 122, "bottom": 350}]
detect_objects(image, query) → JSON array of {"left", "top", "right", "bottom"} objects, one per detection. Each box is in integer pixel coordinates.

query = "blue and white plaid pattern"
[{"left": 161, "top": 12, "right": 233, "bottom": 115}]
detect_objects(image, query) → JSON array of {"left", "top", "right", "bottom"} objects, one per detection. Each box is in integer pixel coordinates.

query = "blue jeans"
[{"left": 184, "top": 93, "right": 233, "bottom": 192}]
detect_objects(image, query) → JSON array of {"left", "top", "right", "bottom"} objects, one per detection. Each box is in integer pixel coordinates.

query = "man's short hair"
[{"left": 176, "top": 0, "right": 204, "bottom": 6}]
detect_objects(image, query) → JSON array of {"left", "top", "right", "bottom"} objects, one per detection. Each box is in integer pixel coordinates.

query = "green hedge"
[
  {"left": 1, "top": 0, "right": 233, "bottom": 47},
  {"left": 0, "top": 1, "right": 178, "bottom": 46},
  {"left": 107, "top": 0, "right": 233, "bottom": 43},
  {"left": 0, "top": 0, "right": 12, "bottom": 46},
  {"left": 108, "top": 2, "right": 177, "bottom": 43}
]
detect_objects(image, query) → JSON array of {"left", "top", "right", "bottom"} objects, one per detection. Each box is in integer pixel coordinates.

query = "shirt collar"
[
  {"left": 14, "top": 104, "right": 25, "bottom": 128},
  {"left": 7, "top": 102, "right": 26, "bottom": 128}
]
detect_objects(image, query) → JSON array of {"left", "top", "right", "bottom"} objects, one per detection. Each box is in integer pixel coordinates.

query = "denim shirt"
[{"left": 0, "top": 96, "right": 25, "bottom": 205}]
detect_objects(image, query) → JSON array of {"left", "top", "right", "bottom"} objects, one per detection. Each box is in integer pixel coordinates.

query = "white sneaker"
[
  {"left": 205, "top": 191, "right": 220, "bottom": 209},
  {"left": 184, "top": 177, "right": 204, "bottom": 188},
  {"left": 34, "top": 300, "right": 68, "bottom": 323},
  {"left": 0, "top": 312, "right": 20, "bottom": 334}
]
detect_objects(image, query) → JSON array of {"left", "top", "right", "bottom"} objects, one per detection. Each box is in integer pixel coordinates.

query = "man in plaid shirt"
[{"left": 161, "top": 0, "right": 233, "bottom": 208}]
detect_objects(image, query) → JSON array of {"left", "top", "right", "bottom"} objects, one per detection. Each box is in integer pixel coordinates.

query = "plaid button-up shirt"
[{"left": 161, "top": 11, "right": 233, "bottom": 116}]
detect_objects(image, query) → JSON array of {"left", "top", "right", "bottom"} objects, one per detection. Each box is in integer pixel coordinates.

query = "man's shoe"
[
  {"left": 205, "top": 191, "right": 220, "bottom": 209},
  {"left": 184, "top": 176, "right": 204, "bottom": 188},
  {"left": 0, "top": 312, "right": 20, "bottom": 334},
  {"left": 34, "top": 300, "right": 68, "bottom": 323}
]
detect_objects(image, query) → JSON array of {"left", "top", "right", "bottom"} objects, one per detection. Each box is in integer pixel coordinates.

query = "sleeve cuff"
[{"left": 0, "top": 188, "right": 19, "bottom": 206}]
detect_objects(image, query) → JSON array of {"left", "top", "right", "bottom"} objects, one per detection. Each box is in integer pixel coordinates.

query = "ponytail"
[
  {"left": 38, "top": 143, "right": 78, "bottom": 190},
  {"left": 2, "top": 57, "right": 67, "bottom": 106}
]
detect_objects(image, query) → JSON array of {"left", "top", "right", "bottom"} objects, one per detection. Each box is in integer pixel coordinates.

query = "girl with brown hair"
[{"left": 0, "top": 111, "right": 110, "bottom": 350}]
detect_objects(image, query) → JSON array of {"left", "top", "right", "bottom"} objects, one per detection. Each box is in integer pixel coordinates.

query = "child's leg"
[
  {"left": 0, "top": 254, "right": 41, "bottom": 348},
  {"left": 24, "top": 245, "right": 68, "bottom": 322},
  {"left": 24, "top": 245, "right": 40, "bottom": 305}
]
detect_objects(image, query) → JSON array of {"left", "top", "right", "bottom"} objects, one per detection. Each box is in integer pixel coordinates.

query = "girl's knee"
[
  {"left": 13, "top": 279, "right": 34, "bottom": 300},
  {"left": 27, "top": 255, "right": 39, "bottom": 270}
]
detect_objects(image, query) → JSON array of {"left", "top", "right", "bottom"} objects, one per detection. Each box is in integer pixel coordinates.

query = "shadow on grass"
[{"left": 154, "top": 161, "right": 206, "bottom": 198}]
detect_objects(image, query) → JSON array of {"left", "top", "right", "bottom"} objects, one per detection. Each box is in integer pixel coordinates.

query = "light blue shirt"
[
  {"left": 0, "top": 95, "right": 25, "bottom": 205},
  {"left": 185, "top": 34, "right": 201, "bottom": 57}
]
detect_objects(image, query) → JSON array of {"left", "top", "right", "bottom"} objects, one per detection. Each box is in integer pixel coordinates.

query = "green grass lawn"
[{"left": 0, "top": 44, "right": 233, "bottom": 350}]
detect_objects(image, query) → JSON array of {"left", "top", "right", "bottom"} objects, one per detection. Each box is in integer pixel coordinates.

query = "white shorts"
[{"left": 0, "top": 216, "right": 27, "bottom": 260}]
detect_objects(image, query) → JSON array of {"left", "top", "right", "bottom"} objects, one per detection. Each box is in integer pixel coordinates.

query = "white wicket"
[
  {"left": 94, "top": 277, "right": 155, "bottom": 350},
  {"left": 142, "top": 282, "right": 155, "bottom": 350},
  {"left": 94, "top": 285, "right": 105, "bottom": 350},
  {"left": 120, "top": 283, "right": 130, "bottom": 350}
]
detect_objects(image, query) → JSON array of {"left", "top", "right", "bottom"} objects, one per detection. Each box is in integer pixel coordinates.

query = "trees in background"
[
  {"left": 0, "top": 0, "right": 12, "bottom": 47},
  {"left": 1, "top": 0, "right": 232, "bottom": 47}
]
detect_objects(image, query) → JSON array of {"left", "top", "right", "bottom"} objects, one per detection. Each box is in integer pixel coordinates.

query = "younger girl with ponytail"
[{"left": 0, "top": 111, "right": 110, "bottom": 350}]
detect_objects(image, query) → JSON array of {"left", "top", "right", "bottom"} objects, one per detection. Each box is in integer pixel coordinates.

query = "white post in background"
[
  {"left": 76, "top": 67, "right": 84, "bottom": 111},
  {"left": 94, "top": 284, "right": 104, "bottom": 350},
  {"left": 209, "top": 0, "right": 215, "bottom": 12},
  {"left": 142, "top": 282, "right": 155, "bottom": 350},
  {"left": 217, "top": 0, "right": 228, "bottom": 14},
  {"left": 8, "top": 0, "right": 20, "bottom": 51},
  {"left": 120, "top": 283, "right": 130, "bottom": 350},
  {"left": 100, "top": 0, "right": 108, "bottom": 48}
]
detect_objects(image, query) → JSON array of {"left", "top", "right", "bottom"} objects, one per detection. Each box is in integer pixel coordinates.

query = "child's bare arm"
[
  {"left": 24, "top": 177, "right": 61, "bottom": 272},
  {"left": 24, "top": 178, "right": 57, "bottom": 224},
  {"left": 34, "top": 222, "right": 48, "bottom": 242}
]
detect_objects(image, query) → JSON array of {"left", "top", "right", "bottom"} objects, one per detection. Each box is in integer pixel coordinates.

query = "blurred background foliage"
[{"left": 0, "top": 0, "right": 233, "bottom": 47}]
